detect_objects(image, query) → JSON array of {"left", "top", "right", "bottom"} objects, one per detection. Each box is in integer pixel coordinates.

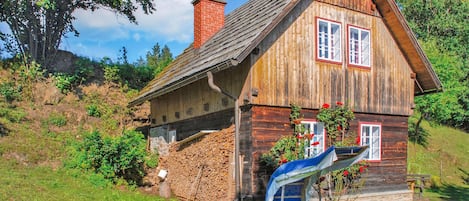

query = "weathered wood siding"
[
  {"left": 150, "top": 60, "right": 250, "bottom": 126},
  {"left": 242, "top": 105, "right": 409, "bottom": 199},
  {"left": 317, "top": 0, "right": 379, "bottom": 16},
  {"left": 250, "top": 1, "right": 414, "bottom": 116}
]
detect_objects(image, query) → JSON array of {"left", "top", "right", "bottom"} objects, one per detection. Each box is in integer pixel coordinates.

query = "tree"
[
  {"left": 145, "top": 43, "right": 173, "bottom": 75},
  {"left": 0, "top": 0, "right": 155, "bottom": 67},
  {"left": 399, "top": 0, "right": 469, "bottom": 131}
]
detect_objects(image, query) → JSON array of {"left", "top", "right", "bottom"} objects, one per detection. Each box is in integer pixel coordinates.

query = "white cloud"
[
  {"left": 72, "top": 0, "right": 193, "bottom": 43},
  {"left": 133, "top": 33, "right": 141, "bottom": 41}
]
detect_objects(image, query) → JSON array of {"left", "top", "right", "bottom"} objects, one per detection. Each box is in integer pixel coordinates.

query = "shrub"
[
  {"left": 53, "top": 73, "right": 77, "bottom": 94},
  {"left": 145, "top": 152, "right": 159, "bottom": 169},
  {"left": 86, "top": 104, "right": 101, "bottom": 117},
  {"left": 74, "top": 58, "right": 95, "bottom": 83},
  {"left": 68, "top": 130, "right": 147, "bottom": 184},
  {"left": 104, "top": 65, "right": 120, "bottom": 84},
  {"left": 48, "top": 113, "right": 67, "bottom": 127},
  {"left": 0, "top": 82, "right": 21, "bottom": 103},
  {"left": 0, "top": 103, "right": 26, "bottom": 123}
]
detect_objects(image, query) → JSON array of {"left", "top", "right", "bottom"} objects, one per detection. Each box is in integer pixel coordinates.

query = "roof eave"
[
  {"left": 127, "top": 59, "right": 238, "bottom": 107},
  {"left": 374, "top": 0, "right": 442, "bottom": 93}
]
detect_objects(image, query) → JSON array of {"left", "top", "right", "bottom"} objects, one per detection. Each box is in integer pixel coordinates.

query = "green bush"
[
  {"left": 0, "top": 82, "right": 21, "bottom": 103},
  {"left": 145, "top": 152, "right": 159, "bottom": 169},
  {"left": 86, "top": 104, "right": 101, "bottom": 117},
  {"left": 53, "top": 73, "right": 77, "bottom": 94},
  {"left": 104, "top": 65, "right": 120, "bottom": 84},
  {"left": 74, "top": 58, "right": 95, "bottom": 83},
  {"left": 48, "top": 113, "right": 67, "bottom": 127},
  {"left": 0, "top": 103, "right": 26, "bottom": 123},
  {"left": 67, "top": 130, "right": 147, "bottom": 184}
]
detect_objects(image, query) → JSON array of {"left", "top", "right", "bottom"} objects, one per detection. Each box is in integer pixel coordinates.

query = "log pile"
[{"left": 158, "top": 126, "right": 235, "bottom": 201}]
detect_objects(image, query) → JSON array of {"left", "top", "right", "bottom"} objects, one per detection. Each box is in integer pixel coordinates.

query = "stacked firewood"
[{"left": 158, "top": 126, "right": 235, "bottom": 201}]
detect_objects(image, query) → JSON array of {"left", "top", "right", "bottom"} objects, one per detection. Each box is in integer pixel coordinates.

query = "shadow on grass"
[
  {"left": 459, "top": 168, "right": 469, "bottom": 185},
  {"left": 428, "top": 184, "right": 469, "bottom": 200},
  {"left": 0, "top": 123, "right": 8, "bottom": 137}
]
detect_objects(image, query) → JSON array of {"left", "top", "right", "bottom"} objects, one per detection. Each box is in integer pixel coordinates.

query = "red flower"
[
  {"left": 359, "top": 166, "right": 366, "bottom": 173},
  {"left": 337, "top": 125, "right": 342, "bottom": 131},
  {"left": 336, "top": 101, "right": 343, "bottom": 106},
  {"left": 322, "top": 103, "right": 330, "bottom": 109},
  {"left": 355, "top": 136, "right": 361, "bottom": 145},
  {"left": 343, "top": 170, "right": 349, "bottom": 176},
  {"left": 307, "top": 133, "right": 315, "bottom": 140},
  {"left": 311, "top": 141, "right": 320, "bottom": 146},
  {"left": 296, "top": 134, "right": 303, "bottom": 139},
  {"left": 281, "top": 158, "right": 288, "bottom": 163}
]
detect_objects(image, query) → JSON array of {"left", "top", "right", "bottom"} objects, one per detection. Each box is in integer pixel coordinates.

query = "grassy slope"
[
  {"left": 0, "top": 68, "right": 162, "bottom": 200},
  {"left": 407, "top": 119, "right": 469, "bottom": 200}
]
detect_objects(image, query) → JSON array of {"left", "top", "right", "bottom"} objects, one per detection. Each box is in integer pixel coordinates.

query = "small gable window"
[
  {"left": 317, "top": 18, "right": 342, "bottom": 63},
  {"left": 348, "top": 26, "right": 371, "bottom": 67},
  {"left": 302, "top": 121, "right": 326, "bottom": 158},
  {"left": 360, "top": 123, "right": 381, "bottom": 161}
]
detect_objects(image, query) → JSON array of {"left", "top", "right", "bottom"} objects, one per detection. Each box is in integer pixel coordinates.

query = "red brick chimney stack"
[{"left": 192, "top": 0, "right": 226, "bottom": 49}]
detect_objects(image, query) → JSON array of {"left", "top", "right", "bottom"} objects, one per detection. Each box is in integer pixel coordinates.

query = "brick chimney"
[{"left": 192, "top": 0, "right": 226, "bottom": 49}]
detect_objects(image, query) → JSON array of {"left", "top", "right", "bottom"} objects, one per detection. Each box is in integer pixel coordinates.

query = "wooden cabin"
[{"left": 129, "top": 0, "right": 441, "bottom": 200}]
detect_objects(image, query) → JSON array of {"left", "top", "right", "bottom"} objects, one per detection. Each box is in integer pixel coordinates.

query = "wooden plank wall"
[
  {"left": 150, "top": 61, "right": 250, "bottom": 126},
  {"left": 250, "top": 1, "right": 414, "bottom": 116},
  {"left": 317, "top": 0, "right": 379, "bottom": 16},
  {"left": 244, "top": 106, "right": 409, "bottom": 198}
]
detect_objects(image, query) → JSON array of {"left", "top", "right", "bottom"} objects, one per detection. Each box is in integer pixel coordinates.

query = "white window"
[
  {"left": 360, "top": 124, "right": 381, "bottom": 160},
  {"left": 317, "top": 19, "right": 342, "bottom": 62},
  {"left": 302, "top": 121, "right": 326, "bottom": 158},
  {"left": 349, "top": 26, "right": 371, "bottom": 67}
]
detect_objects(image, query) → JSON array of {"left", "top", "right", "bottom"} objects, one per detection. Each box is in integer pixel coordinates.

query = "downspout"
[{"left": 207, "top": 71, "right": 241, "bottom": 201}]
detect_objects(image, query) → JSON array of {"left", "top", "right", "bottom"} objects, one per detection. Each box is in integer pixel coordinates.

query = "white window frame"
[
  {"left": 301, "top": 120, "right": 326, "bottom": 158},
  {"left": 317, "top": 18, "right": 342, "bottom": 63},
  {"left": 348, "top": 25, "right": 371, "bottom": 67},
  {"left": 360, "top": 123, "right": 381, "bottom": 161}
]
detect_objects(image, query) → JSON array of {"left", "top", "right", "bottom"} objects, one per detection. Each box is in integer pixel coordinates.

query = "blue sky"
[
  {"left": 1, "top": 0, "right": 248, "bottom": 62},
  {"left": 60, "top": 0, "right": 248, "bottom": 63}
]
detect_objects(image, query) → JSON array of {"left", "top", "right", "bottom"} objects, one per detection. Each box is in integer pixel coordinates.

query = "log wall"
[{"left": 241, "top": 105, "right": 409, "bottom": 199}]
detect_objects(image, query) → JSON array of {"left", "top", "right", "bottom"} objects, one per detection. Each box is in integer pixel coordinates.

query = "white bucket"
[{"left": 158, "top": 169, "right": 168, "bottom": 180}]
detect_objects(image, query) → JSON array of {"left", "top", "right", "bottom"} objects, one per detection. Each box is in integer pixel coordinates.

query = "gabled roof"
[{"left": 129, "top": 0, "right": 442, "bottom": 107}]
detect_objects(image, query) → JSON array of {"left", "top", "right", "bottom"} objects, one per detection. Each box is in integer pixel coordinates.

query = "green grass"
[
  {"left": 0, "top": 159, "right": 167, "bottom": 201},
  {"left": 408, "top": 118, "right": 469, "bottom": 200}
]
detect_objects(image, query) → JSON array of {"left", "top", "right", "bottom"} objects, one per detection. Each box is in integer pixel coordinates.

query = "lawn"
[
  {"left": 408, "top": 119, "right": 469, "bottom": 201},
  {"left": 0, "top": 158, "right": 167, "bottom": 201}
]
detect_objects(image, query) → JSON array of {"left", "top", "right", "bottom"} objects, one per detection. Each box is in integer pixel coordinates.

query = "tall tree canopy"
[
  {"left": 145, "top": 43, "right": 173, "bottom": 75},
  {"left": 0, "top": 0, "right": 155, "bottom": 67},
  {"left": 398, "top": 0, "right": 469, "bottom": 131}
]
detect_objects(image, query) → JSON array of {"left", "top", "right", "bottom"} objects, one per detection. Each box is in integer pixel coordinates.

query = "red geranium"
[
  {"left": 343, "top": 170, "right": 349, "bottom": 176},
  {"left": 296, "top": 134, "right": 303, "bottom": 139},
  {"left": 355, "top": 136, "right": 361, "bottom": 145},
  {"left": 359, "top": 166, "right": 366, "bottom": 173},
  {"left": 311, "top": 141, "right": 320, "bottom": 146},
  {"left": 322, "top": 103, "right": 330, "bottom": 109},
  {"left": 336, "top": 101, "right": 343, "bottom": 106}
]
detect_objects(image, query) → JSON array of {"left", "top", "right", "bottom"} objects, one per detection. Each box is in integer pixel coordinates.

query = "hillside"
[
  {"left": 407, "top": 118, "right": 469, "bottom": 200},
  {"left": 0, "top": 64, "right": 163, "bottom": 200}
]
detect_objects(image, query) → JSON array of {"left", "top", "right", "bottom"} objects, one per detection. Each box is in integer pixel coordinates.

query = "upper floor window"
[
  {"left": 349, "top": 26, "right": 371, "bottom": 67},
  {"left": 302, "top": 121, "right": 326, "bottom": 158},
  {"left": 317, "top": 18, "right": 342, "bottom": 63},
  {"left": 360, "top": 123, "right": 381, "bottom": 161}
]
